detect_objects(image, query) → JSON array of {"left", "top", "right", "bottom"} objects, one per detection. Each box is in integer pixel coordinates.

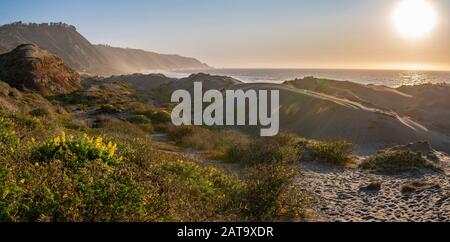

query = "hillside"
[
  {"left": 0, "top": 22, "right": 111, "bottom": 74},
  {"left": 0, "top": 22, "right": 209, "bottom": 75},
  {"left": 285, "top": 77, "right": 450, "bottom": 137},
  {"left": 103, "top": 74, "right": 176, "bottom": 91},
  {"left": 233, "top": 83, "right": 450, "bottom": 154},
  {"left": 0, "top": 46, "right": 313, "bottom": 222},
  {"left": 0, "top": 44, "right": 81, "bottom": 96},
  {"left": 107, "top": 73, "right": 241, "bottom": 92}
]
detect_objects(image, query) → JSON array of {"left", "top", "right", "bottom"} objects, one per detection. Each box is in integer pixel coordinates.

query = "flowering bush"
[{"left": 32, "top": 132, "right": 122, "bottom": 167}]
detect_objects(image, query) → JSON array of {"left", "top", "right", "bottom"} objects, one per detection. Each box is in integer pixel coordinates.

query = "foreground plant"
[
  {"left": 224, "top": 134, "right": 302, "bottom": 165},
  {"left": 360, "top": 145, "right": 441, "bottom": 174},
  {"left": 242, "top": 163, "right": 309, "bottom": 221},
  {"left": 32, "top": 132, "right": 122, "bottom": 167},
  {"left": 306, "top": 140, "right": 355, "bottom": 166}
]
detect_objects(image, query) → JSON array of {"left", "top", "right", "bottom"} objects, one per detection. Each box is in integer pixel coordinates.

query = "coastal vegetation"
[
  {"left": 0, "top": 39, "right": 448, "bottom": 222},
  {"left": 0, "top": 111, "right": 311, "bottom": 221},
  {"left": 360, "top": 145, "right": 441, "bottom": 174}
]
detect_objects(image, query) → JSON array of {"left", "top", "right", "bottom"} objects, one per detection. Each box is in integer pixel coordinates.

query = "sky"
[{"left": 0, "top": 0, "right": 449, "bottom": 70}]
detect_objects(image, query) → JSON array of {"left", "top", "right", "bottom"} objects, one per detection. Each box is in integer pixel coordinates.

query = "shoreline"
[{"left": 161, "top": 68, "right": 450, "bottom": 88}]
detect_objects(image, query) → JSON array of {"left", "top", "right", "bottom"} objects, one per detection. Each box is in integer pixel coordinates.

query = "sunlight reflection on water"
[{"left": 165, "top": 69, "right": 450, "bottom": 88}]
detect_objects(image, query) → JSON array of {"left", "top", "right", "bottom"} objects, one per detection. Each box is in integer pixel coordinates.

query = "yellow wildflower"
[
  {"left": 53, "top": 136, "right": 61, "bottom": 146},
  {"left": 95, "top": 137, "right": 103, "bottom": 145},
  {"left": 2, "top": 189, "right": 10, "bottom": 199},
  {"left": 108, "top": 144, "right": 117, "bottom": 158},
  {"left": 61, "top": 131, "right": 66, "bottom": 143}
]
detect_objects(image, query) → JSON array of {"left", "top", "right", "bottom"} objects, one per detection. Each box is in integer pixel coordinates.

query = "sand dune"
[
  {"left": 234, "top": 83, "right": 450, "bottom": 154},
  {"left": 285, "top": 77, "right": 450, "bottom": 137}
]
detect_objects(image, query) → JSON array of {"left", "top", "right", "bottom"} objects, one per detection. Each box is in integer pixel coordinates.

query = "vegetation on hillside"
[
  {"left": 360, "top": 145, "right": 441, "bottom": 174},
  {"left": 0, "top": 78, "right": 312, "bottom": 221},
  {"left": 1, "top": 61, "right": 442, "bottom": 222}
]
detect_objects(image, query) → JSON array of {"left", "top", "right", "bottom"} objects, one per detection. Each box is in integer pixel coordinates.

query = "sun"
[{"left": 393, "top": 0, "right": 437, "bottom": 39}]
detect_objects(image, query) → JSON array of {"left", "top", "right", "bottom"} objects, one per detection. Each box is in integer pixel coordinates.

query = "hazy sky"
[{"left": 1, "top": 0, "right": 449, "bottom": 70}]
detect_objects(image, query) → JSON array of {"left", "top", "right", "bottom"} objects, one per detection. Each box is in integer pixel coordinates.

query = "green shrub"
[
  {"left": 29, "top": 107, "right": 52, "bottom": 117},
  {"left": 95, "top": 115, "right": 149, "bottom": 139},
  {"left": 138, "top": 109, "right": 172, "bottom": 124},
  {"left": 165, "top": 125, "right": 195, "bottom": 143},
  {"left": 0, "top": 159, "right": 167, "bottom": 222},
  {"left": 8, "top": 114, "right": 42, "bottom": 131},
  {"left": 126, "top": 115, "right": 154, "bottom": 134},
  {"left": 139, "top": 123, "right": 154, "bottom": 134},
  {"left": 32, "top": 132, "right": 122, "bottom": 168},
  {"left": 241, "top": 163, "right": 308, "bottom": 221},
  {"left": 151, "top": 155, "right": 244, "bottom": 221},
  {"left": 178, "top": 128, "right": 217, "bottom": 150},
  {"left": 150, "top": 110, "right": 172, "bottom": 123},
  {"left": 164, "top": 125, "right": 248, "bottom": 152},
  {"left": 225, "top": 134, "right": 302, "bottom": 165},
  {"left": 360, "top": 146, "right": 440, "bottom": 174},
  {"left": 126, "top": 115, "right": 151, "bottom": 125},
  {"left": 306, "top": 140, "right": 354, "bottom": 166},
  {"left": 99, "top": 104, "right": 121, "bottom": 114}
]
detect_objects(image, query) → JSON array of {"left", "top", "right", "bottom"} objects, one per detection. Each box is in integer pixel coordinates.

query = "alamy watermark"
[{"left": 171, "top": 82, "right": 280, "bottom": 136}]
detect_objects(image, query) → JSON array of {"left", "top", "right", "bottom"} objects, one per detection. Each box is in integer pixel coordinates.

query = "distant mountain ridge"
[
  {"left": 0, "top": 22, "right": 209, "bottom": 75},
  {"left": 94, "top": 44, "right": 209, "bottom": 75}
]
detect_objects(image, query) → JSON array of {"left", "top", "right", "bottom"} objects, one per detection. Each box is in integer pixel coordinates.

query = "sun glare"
[{"left": 393, "top": 0, "right": 437, "bottom": 39}]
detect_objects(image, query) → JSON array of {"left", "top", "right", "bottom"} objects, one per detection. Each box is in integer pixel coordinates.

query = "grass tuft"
[{"left": 360, "top": 146, "right": 441, "bottom": 174}]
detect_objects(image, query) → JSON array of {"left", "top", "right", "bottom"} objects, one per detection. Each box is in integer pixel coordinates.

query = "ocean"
[{"left": 165, "top": 69, "right": 450, "bottom": 88}]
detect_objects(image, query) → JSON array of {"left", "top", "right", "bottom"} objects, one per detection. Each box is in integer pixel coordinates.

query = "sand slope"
[
  {"left": 286, "top": 77, "right": 450, "bottom": 138},
  {"left": 235, "top": 83, "right": 450, "bottom": 154}
]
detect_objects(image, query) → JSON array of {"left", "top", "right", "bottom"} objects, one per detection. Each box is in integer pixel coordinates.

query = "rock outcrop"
[{"left": 0, "top": 44, "right": 81, "bottom": 96}]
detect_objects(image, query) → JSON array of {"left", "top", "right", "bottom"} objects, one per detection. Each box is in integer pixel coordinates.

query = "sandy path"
[{"left": 297, "top": 162, "right": 450, "bottom": 222}]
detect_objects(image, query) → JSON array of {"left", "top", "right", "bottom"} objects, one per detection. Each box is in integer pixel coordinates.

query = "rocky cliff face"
[
  {"left": 0, "top": 22, "right": 209, "bottom": 75},
  {"left": 0, "top": 44, "right": 81, "bottom": 96}
]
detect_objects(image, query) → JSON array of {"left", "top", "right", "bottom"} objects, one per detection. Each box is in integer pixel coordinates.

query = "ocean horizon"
[{"left": 165, "top": 68, "right": 450, "bottom": 88}]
